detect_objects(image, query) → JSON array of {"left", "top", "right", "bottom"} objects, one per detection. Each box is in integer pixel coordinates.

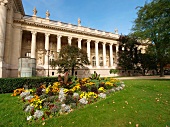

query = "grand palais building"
[{"left": 0, "top": 0, "right": 146, "bottom": 78}]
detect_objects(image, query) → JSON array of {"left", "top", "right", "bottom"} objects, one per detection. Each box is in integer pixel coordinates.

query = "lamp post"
[
  {"left": 47, "top": 50, "right": 55, "bottom": 77},
  {"left": 46, "top": 49, "right": 50, "bottom": 77}
]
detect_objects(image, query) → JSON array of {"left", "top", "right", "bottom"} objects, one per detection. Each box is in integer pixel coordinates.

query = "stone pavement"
[{"left": 116, "top": 75, "right": 170, "bottom": 80}]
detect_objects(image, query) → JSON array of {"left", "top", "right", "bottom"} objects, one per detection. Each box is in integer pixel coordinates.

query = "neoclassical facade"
[{"left": 0, "top": 0, "right": 146, "bottom": 78}]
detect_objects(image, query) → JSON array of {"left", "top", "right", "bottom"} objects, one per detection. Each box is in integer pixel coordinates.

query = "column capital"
[
  {"left": 78, "top": 38, "right": 82, "bottom": 41},
  {"left": 95, "top": 41, "right": 99, "bottom": 44},
  {"left": 87, "top": 39, "right": 91, "bottom": 43},
  {"left": 0, "top": 0, "right": 8, "bottom": 6},
  {"left": 31, "top": 31, "right": 37, "bottom": 35},
  {"left": 68, "top": 36, "right": 72, "bottom": 40},
  {"left": 109, "top": 43, "right": 113, "bottom": 46},
  {"left": 45, "top": 33, "right": 50, "bottom": 37},
  {"left": 102, "top": 42, "right": 107, "bottom": 45},
  {"left": 57, "top": 35, "right": 62, "bottom": 39}
]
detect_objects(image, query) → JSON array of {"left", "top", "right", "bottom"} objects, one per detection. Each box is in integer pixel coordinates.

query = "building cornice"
[{"left": 14, "top": 15, "right": 119, "bottom": 41}]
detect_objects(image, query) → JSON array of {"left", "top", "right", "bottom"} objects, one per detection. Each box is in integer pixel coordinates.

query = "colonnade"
[{"left": 29, "top": 31, "right": 119, "bottom": 68}]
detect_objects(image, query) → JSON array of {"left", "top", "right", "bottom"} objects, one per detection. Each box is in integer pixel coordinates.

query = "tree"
[
  {"left": 118, "top": 34, "right": 158, "bottom": 75},
  {"left": 118, "top": 35, "right": 140, "bottom": 70},
  {"left": 132, "top": 0, "right": 170, "bottom": 76},
  {"left": 56, "top": 45, "right": 90, "bottom": 75}
]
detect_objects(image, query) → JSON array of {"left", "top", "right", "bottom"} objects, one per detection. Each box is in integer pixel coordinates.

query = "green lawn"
[{"left": 0, "top": 79, "right": 170, "bottom": 127}]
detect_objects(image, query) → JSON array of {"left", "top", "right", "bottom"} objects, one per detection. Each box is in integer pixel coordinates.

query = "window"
[
  {"left": 52, "top": 72, "right": 54, "bottom": 75},
  {"left": 99, "top": 57, "right": 103, "bottom": 66},
  {"left": 92, "top": 56, "right": 96, "bottom": 66}
]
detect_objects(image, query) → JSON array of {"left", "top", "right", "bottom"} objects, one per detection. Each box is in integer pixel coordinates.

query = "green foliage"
[
  {"left": 0, "top": 77, "right": 58, "bottom": 93},
  {"left": 110, "top": 69, "right": 118, "bottom": 74},
  {"left": 132, "top": 0, "right": 170, "bottom": 76},
  {"left": 49, "top": 59, "right": 57, "bottom": 69},
  {"left": 118, "top": 35, "right": 141, "bottom": 70},
  {"left": 55, "top": 45, "right": 90, "bottom": 75},
  {"left": 89, "top": 71, "right": 100, "bottom": 80}
]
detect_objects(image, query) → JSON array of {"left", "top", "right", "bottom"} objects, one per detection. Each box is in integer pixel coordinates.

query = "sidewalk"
[{"left": 116, "top": 75, "right": 170, "bottom": 80}]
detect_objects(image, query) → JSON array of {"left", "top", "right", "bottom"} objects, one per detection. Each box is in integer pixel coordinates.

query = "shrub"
[
  {"left": 0, "top": 77, "right": 58, "bottom": 93},
  {"left": 109, "top": 69, "right": 118, "bottom": 74}
]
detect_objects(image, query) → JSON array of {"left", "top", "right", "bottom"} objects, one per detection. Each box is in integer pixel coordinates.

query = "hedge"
[{"left": 0, "top": 77, "right": 58, "bottom": 93}]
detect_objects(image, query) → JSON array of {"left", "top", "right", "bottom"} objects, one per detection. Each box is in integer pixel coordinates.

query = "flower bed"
[{"left": 12, "top": 75, "right": 125, "bottom": 122}]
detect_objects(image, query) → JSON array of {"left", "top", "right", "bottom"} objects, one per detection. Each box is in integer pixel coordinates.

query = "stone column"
[
  {"left": 0, "top": 1, "right": 8, "bottom": 77},
  {"left": 44, "top": 33, "right": 50, "bottom": 65},
  {"left": 57, "top": 35, "right": 62, "bottom": 53},
  {"left": 31, "top": 31, "right": 37, "bottom": 58},
  {"left": 95, "top": 41, "right": 99, "bottom": 67},
  {"left": 0, "top": 0, "right": 8, "bottom": 62},
  {"left": 87, "top": 39, "right": 91, "bottom": 61},
  {"left": 109, "top": 43, "right": 113, "bottom": 67},
  {"left": 68, "top": 36, "right": 72, "bottom": 45},
  {"left": 116, "top": 44, "right": 119, "bottom": 64},
  {"left": 102, "top": 42, "right": 107, "bottom": 67},
  {"left": 78, "top": 38, "right": 82, "bottom": 49}
]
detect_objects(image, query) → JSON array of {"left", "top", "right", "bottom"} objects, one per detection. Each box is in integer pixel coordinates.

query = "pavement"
[{"left": 116, "top": 75, "right": 170, "bottom": 80}]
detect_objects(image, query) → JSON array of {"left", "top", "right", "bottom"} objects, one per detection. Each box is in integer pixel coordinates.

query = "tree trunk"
[
  {"left": 160, "top": 62, "right": 164, "bottom": 77},
  {"left": 71, "top": 67, "right": 74, "bottom": 76},
  {"left": 142, "top": 69, "right": 146, "bottom": 76}
]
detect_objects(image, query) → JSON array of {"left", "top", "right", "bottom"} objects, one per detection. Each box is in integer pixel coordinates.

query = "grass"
[{"left": 0, "top": 79, "right": 170, "bottom": 127}]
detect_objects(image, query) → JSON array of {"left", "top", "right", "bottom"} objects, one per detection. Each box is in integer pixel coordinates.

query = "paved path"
[{"left": 116, "top": 75, "right": 170, "bottom": 80}]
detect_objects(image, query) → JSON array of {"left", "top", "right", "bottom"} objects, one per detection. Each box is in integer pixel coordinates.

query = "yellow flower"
[
  {"left": 98, "top": 87, "right": 105, "bottom": 92},
  {"left": 63, "top": 88, "right": 69, "bottom": 93}
]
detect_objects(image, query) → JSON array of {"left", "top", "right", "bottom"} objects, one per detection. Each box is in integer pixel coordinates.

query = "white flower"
[
  {"left": 111, "top": 88, "right": 115, "bottom": 92},
  {"left": 20, "top": 91, "right": 30, "bottom": 98},
  {"left": 27, "top": 116, "right": 32, "bottom": 121},
  {"left": 24, "top": 95, "right": 34, "bottom": 100},
  {"left": 33, "top": 110, "right": 44, "bottom": 119},
  {"left": 119, "top": 86, "right": 123, "bottom": 90},
  {"left": 25, "top": 105, "right": 34, "bottom": 112},
  {"left": 98, "top": 93, "right": 106, "bottom": 99},
  {"left": 121, "top": 84, "right": 125, "bottom": 88},
  {"left": 73, "top": 93, "right": 79, "bottom": 98},
  {"left": 60, "top": 104, "right": 71, "bottom": 113},
  {"left": 115, "top": 87, "right": 120, "bottom": 91},
  {"left": 59, "top": 88, "right": 65, "bottom": 102},
  {"left": 42, "top": 88, "right": 46, "bottom": 92},
  {"left": 79, "top": 98, "right": 88, "bottom": 105}
]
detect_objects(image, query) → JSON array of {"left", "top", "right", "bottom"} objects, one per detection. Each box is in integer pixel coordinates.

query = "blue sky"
[{"left": 22, "top": 0, "right": 146, "bottom": 35}]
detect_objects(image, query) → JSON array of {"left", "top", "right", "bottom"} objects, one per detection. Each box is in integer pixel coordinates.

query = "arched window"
[
  {"left": 92, "top": 56, "right": 96, "bottom": 66},
  {"left": 99, "top": 57, "right": 103, "bottom": 66}
]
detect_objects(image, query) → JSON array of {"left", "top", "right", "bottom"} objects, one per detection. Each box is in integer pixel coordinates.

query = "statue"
[
  {"left": 114, "top": 28, "right": 118, "bottom": 34},
  {"left": 46, "top": 10, "right": 50, "bottom": 19},
  {"left": 33, "top": 7, "right": 37, "bottom": 16},
  {"left": 78, "top": 18, "right": 81, "bottom": 26}
]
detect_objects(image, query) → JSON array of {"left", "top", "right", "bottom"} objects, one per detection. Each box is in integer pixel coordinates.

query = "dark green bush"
[{"left": 0, "top": 77, "right": 58, "bottom": 93}]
